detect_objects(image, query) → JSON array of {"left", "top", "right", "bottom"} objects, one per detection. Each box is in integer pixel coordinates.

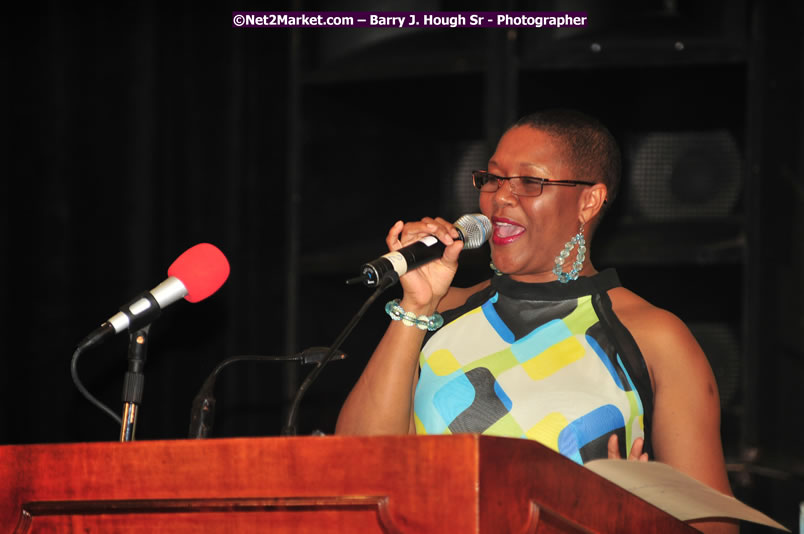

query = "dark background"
[{"left": 5, "top": 1, "right": 803, "bottom": 531}]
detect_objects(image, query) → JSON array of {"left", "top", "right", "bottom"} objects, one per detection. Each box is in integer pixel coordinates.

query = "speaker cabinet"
[{"left": 626, "top": 130, "right": 742, "bottom": 221}]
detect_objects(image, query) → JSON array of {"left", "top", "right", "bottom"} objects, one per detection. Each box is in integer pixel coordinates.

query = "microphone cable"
[{"left": 71, "top": 345, "right": 123, "bottom": 426}]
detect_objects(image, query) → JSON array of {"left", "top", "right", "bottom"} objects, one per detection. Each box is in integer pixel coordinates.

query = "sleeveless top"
[{"left": 413, "top": 269, "right": 654, "bottom": 464}]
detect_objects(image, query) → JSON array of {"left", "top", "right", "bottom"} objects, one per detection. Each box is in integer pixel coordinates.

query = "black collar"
[{"left": 491, "top": 268, "right": 621, "bottom": 301}]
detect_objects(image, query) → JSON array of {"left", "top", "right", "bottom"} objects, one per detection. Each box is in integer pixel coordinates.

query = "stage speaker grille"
[
  {"left": 626, "top": 130, "right": 742, "bottom": 221},
  {"left": 442, "top": 140, "right": 487, "bottom": 220}
]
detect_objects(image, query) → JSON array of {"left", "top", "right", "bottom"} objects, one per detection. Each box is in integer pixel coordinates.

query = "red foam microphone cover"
[{"left": 167, "top": 243, "right": 231, "bottom": 303}]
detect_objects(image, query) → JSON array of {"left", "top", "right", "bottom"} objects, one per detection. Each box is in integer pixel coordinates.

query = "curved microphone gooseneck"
[{"left": 188, "top": 347, "right": 347, "bottom": 439}]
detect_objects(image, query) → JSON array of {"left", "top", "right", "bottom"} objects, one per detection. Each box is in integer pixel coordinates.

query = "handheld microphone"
[
  {"left": 77, "top": 243, "right": 230, "bottom": 350},
  {"left": 352, "top": 214, "right": 492, "bottom": 287}
]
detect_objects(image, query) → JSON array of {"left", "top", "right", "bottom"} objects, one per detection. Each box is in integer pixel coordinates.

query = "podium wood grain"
[{"left": 0, "top": 435, "right": 697, "bottom": 533}]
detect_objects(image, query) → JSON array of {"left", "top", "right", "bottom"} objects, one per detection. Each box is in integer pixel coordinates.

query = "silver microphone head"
[{"left": 454, "top": 214, "right": 492, "bottom": 249}]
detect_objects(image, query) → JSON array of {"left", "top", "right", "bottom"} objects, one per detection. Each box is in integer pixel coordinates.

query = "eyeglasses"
[{"left": 472, "top": 170, "right": 596, "bottom": 197}]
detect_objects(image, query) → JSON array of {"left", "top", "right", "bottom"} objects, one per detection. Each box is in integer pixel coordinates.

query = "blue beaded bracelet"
[{"left": 385, "top": 299, "right": 444, "bottom": 331}]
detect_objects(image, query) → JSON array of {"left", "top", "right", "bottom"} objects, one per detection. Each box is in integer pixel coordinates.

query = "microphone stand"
[
  {"left": 188, "top": 347, "right": 347, "bottom": 439},
  {"left": 120, "top": 325, "right": 150, "bottom": 442},
  {"left": 280, "top": 272, "right": 398, "bottom": 436}
]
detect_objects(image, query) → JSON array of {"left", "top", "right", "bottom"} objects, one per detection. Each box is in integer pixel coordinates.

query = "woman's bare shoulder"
[
  {"left": 608, "top": 287, "right": 692, "bottom": 336},
  {"left": 437, "top": 279, "right": 491, "bottom": 312},
  {"left": 608, "top": 287, "right": 710, "bottom": 385}
]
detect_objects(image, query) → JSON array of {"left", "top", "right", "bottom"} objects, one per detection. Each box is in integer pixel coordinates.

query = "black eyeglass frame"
[{"left": 472, "top": 170, "right": 597, "bottom": 197}]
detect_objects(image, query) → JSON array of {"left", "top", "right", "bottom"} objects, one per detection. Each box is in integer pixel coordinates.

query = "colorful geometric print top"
[{"left": 414, "top": 269, "right": 654, "bottom": 465}]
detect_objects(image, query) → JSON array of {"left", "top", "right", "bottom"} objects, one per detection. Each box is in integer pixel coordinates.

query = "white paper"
[{"left": 585, "top": 459, "right": 789, "bottom": 532}]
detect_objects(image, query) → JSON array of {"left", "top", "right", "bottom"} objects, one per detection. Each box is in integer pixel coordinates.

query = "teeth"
[{"left": 494, "top": 221, "right": 525, "bottom": 238}]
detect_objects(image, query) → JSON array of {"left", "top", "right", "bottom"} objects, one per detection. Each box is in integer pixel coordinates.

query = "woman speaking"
[{"left": 336, "top": 109, "right": 736, "bottom": 534}]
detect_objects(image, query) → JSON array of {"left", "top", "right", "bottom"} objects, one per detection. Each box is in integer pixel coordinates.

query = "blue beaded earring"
[
  {"left": 552, "top": 223, "right": 586, "bottom": 283},
  {"left": 489, "top": 260, "right": 503, "bottom": 276}
]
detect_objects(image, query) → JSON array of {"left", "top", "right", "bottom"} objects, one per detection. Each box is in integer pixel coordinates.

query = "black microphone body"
[
  {"left": 360, "top": 236, "right": 446, "bottom": 287},
  {"left": 358, "top": 213, "right": 491, "bottom": 287}
]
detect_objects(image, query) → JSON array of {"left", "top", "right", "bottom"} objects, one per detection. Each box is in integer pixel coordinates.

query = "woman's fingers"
[
  {"left": 629, "top": 437, "right": 647, "bottom": 461},
  {"left": 386, "top": 220, "right": 405, "bottom": 251},
  {"left": 387, "top": 217, "right": 461, "bottom": 251},
  {"left": 441, "top": 238, "right": 464, "bottom": 264},
  {"left": 607, "top": 434, "right": 650, "bottom": 462},
  {"left": 432, "top": 217, "right": 461, "bottom": 241},
  {"left": 607, "top": 434, "right": 620, "bottom": 459},
  {"left": 416, "top": 217, "right": 456, "bottom": 246}
]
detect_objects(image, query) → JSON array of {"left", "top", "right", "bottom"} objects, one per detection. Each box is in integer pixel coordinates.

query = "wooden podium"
[{"left": 0, "top": 435, "right": 696, "bottom": 533}]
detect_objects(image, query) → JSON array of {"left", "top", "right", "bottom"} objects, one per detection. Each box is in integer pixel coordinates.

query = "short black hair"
[{"left": 513, "top": 109, "right": 621, "bottom": 206}]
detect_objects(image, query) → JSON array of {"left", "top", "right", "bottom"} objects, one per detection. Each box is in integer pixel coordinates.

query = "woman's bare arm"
[
  {"left": 612, "top": 289, "right": 737, "bottom": 534},
  {"left": 335, "top": 217, "right": 465, "bottom": 435},
  {"left": 335, "top": 302, "right": 430, "bottom": 435}
]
